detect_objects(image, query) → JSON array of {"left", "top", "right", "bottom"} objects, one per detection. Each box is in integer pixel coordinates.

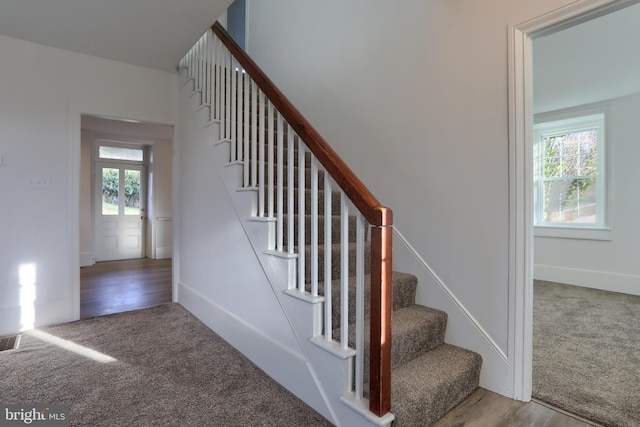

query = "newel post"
[{"left": 369, "top": 222, "right": 393, "bottom": 416}]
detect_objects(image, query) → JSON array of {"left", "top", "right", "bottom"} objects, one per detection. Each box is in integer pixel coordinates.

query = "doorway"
[
  {"left": 529, "top": 2, "right": 640, "bottom": 424},
  {"left": 79, "top": 114, "right": 174, "bottom": 318},
  {"left": 508, "top": 0, "right": 640, "bottom": 408}
]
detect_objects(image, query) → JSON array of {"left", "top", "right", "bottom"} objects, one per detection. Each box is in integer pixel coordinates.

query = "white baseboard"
[
  {"left": 534, "top": 264, "right": 640, "bottom": 296},
  {"left": 80, "top": 252, "right": 95, "bottom": 267},
  {"left": 155, "top": 246, "right": 173, "bottom": 260}
]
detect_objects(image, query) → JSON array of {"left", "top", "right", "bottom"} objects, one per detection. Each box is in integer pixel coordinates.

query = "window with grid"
[{"left": 533, "top": 111, "right": 606, "bottom": 229}]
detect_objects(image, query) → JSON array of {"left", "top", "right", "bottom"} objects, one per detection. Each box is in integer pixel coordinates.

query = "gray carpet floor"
[
  {"left": 533, "top": 280, "right": 640, "bottom": 427},
  {"left": 0, "top": 303, "right": 333, "bottom": 427}
]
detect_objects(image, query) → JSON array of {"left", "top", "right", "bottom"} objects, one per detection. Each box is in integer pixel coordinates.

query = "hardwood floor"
[
  {"left": 80, "top": 258, "right": 172, "bottom": 319},
  {"left": 432, "top": 389, "right": 601, "bottom": 427}
]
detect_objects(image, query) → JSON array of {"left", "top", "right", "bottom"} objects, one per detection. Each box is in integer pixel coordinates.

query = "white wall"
[
  {"left": 535, "top": 92, "right": 640, "bottom": 295},
  {"left": 244, "top": 0, "right": 576, "bottom": 397},
  {"left": 0, "top": 34, "right": 176, "bottom": 335},
  {"left": 149, "top": 138, "right": 174, "bottom": 259}
]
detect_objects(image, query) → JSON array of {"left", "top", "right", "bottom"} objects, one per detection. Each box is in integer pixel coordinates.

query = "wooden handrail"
[{"left": 211, "top": 21, "right": 393, "bottom": 417}]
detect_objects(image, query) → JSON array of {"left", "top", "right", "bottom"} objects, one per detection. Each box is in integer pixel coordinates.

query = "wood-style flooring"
[
  {"left": 432, "top": 388, "right": 600, "bottom": 427},
  {"left": 80, "top": 258, "right": 172, "bottom": 319}
]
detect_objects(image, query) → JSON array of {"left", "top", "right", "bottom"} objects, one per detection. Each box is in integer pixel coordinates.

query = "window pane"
[
  {"left": 579, "top": 152, "right": 597, "bottom": 176},
  {"left": 124, "top": 170, "right": 141, "bottom": 215},
  {"left": 99, "top": 146, "right": 144, "bottom": 161},
  {"left": 544, "top": 136, "right": 562, "bottom": 178},
  {"left": 535, "top": 112, "right": 604, "bottom": 227},
  {"left": 544, "top": 154, "right": 562, "bottom": 178},
  {"left": 543, "top": 130, "right": 597, "bottom": 179},
  {"left": 543, "top": 178, "right": 596, "bottom": 224},
  {"left": 102, "top": 168, "right": 119, "bottom": 215}
]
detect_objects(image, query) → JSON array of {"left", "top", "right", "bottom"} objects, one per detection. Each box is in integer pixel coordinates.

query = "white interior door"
[{"left": 95, "top": 162, "right": 146, "bottom": 261}]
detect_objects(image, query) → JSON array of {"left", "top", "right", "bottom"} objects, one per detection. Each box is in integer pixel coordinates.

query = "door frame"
[
  {"left": 68, "top": 109, "right": 176, "bottom": 321},
  {"left": 507, "top": 0, "right": 640, "bottom": 401}
]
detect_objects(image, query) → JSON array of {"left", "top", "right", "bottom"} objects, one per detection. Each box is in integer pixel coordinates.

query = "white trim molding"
[
  {"left": 534, "top": 264, "right": 640, "bottom": 296},
  {"left": 68, "top": 106, "right": 82, "bottom": 322}
]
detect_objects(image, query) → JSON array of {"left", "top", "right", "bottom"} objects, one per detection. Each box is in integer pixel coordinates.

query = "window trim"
[{"left": 533, "top": 104, "right": 610, "bottom": 238}]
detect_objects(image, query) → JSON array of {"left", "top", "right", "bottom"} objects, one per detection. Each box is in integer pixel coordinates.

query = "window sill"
[{"left": 534, "top": 225, "right": 612, "bottom": 241}]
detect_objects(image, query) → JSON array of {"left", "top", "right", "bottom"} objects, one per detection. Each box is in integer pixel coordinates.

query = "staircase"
[{"left": 179, "top": 22, "right": 482, "bottom": 426}]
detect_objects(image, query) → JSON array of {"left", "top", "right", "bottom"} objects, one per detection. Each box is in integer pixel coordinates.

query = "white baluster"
[
  {"left": 220, "top": 48, "right": 226, "bottom": 136},
  {"left": 215, "top": 39, "right": 222, "bottom": 123},
  {"left": 237, "top": 69, "right": 244, "bottom": 161},
  {"left": 208, "top": 31, "right": 213, "bottom": 108},
  {"left": 324, "top": 173, "right": 332, "bottom": 340},
  {"left": 311, "top": 156, "right": 319, "bottom": 297},
  {"left": 190, "top": 38, "right": 195, "bottom": 82},
  {"left": 287, "top": 127, "right": 295, "bottom": 256},
  {"left": 243, "top": 76, "right": 250, "bottom": 187},
  {"left": 298, "top": 138, "right": 306, "bottom": 293},
  {"left": 251, "top": 81, "right": 258, "bottom": 189},
  {"left": 355, "top": 213, "right": 365, "bottom": 398},
  {"left": 276, "top": 114, "right": 284, "bottom": 252},
  {"left": 198, "top": 36, "right": 204, "bottom": 93},
  {"left": 196, "top": 37, "right": 204, "bottom": 92},
  {"left": 194, "top": 37, "right": 200, "bottom": 90},
  {"left": 268, "top": 102, "right": 275, "bottom": 219},
  {"left": 258, "top": 91, "right": 265, "bottom": 217},
  {"left": 225, "top": 51, "right": 231, "bottom": 139},
  {"left": 190, "top": 40, "right": 195, "bottom": 80},
  {"left": 230, "top": 55, "right": 237, "bottom": 161},
  {"left": 202, "top": 33, "right": 208, "bottom": 106},
  {"left": 340, "top": 192, "right": 349, "bottom": 350}
]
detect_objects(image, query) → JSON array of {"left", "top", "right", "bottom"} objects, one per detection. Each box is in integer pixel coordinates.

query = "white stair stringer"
[{"left": 212, "top": 135, "right": 394, "bottom": 425}]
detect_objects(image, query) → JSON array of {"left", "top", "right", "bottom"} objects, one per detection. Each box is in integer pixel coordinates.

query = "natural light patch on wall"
[
  {"left": 26, "top": 329, "right": 117, "bottom": 363},
  {"left": 19, "top": 263, "right": 37, "bottom": 330}
]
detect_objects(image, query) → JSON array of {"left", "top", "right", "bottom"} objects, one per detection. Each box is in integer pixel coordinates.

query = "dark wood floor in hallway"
[{"left": 80, "top": 258, "right": 172, "bottom": 319}]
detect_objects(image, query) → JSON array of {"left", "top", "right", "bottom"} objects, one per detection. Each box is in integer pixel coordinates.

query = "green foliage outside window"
[
  {"left": 542, "top": 130, "right": 597, "bottom": 223},
  {"left": 102, "top": 169, "right": 140, "bottom": 207}
]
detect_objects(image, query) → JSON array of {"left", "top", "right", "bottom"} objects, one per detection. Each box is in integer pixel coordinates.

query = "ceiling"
[
  {"left": 0, "top": 0, "right": 231, "bottom": 72},
  {"left": 1, "top": 1, "right": 635, "bottom": 116},
  {"left": 533, "top": 2, "right": 640, "bottom": 113}
]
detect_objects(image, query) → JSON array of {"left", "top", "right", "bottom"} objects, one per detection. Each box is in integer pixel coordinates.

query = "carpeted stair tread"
[
  {"left": 391, "top": 344, "right": 482, "bottom": 426},
  {"left": 319, "top": 272, "right": 418, "bottom": 326},
  {"left": 387, "top": 305, "right": 448, "bottom": 367},
  {"left": 346, "top": 305, "right": 449, "bottom": 390}
]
